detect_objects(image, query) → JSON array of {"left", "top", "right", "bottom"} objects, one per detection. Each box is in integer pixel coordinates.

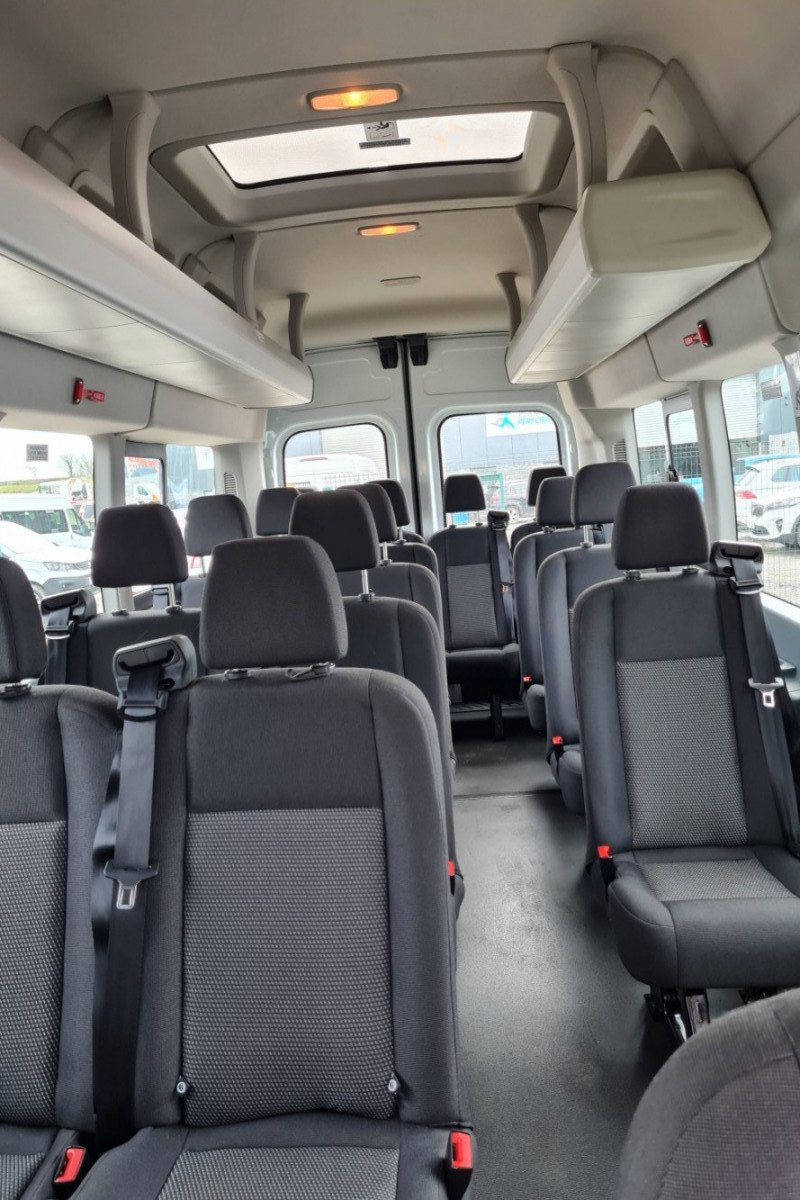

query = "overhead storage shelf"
[
  {"left": 506, "top": 169, "right": 771, "bottom": 385},
  {"left": 0, "top": 136, "right": 312, "bottom": 409}
]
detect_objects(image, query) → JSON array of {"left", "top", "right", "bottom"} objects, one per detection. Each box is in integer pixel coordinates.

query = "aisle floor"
[{"left": 453, "top": 723, "right": 673, "bottom": 1200}]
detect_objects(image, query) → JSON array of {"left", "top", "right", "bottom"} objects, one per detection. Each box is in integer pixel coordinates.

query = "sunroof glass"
[{"left": 208, "top": 110, "right": 533, "bottom": 187}]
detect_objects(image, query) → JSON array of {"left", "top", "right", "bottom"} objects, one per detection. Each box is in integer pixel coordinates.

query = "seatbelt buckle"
[
  {"left": 549, "top": 735, "right": 565, "bottom": 763},
  {"left": 53, "top": 1145, "right": 88, "bottom": 1189},
  {"left": 596, "top": 844, "right": 616, "bottom": 889},
  {"left": 748, "top": 677, "right": 785, "bottom": 709},
  {"left": 445, "top": 1129, "right": 475, "bottom": 1200},
  {"left": 104, "top": 861, "right": 160, "bottom": 910}
]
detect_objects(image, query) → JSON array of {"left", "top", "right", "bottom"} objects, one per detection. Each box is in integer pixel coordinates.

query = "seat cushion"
[
  {"left": 0, "top": 1126, "right": 70, "bottom": 1200},
  {"left": 609, "top": 846, "right": 800, "bottom": 988},
  {"left": 446, "top": 644, "right": 519, "bottom": 691},
  {"left": 75, "top": 1115, "right": 452, "bottom": 1200}
]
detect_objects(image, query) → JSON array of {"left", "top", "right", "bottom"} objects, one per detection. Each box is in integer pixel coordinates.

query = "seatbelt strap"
[
  {"left": 41, "top": 590, "right": 91, "bottom": 684},
  {"left": 92, "top": 636, "right": 196, "bottom": 1150},
  {"left": 726, "top": 552, "right": 800, "bottom": 857},
  {"left": 488, "top": 511, "right": 514, "bottom": 642}
]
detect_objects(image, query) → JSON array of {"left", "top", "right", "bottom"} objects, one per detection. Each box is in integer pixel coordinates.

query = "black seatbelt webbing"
[
  {"left": 92, "top": 660, "right": 163, "bottom": 1150},
  {"left": 488, "top": 512, "right": 514, "bottom": 642},
  {"left": 728, "top": 555, "right": 800, "bottom": 857},
  {"left": 42, "top": 593, "right": 87, "bottom": 684}
]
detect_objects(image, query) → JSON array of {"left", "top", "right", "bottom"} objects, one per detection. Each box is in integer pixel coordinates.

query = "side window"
[
  {"left": 0, "top": 427, "right": 94, "bottom": 600},
  {"left": 666, "top": 408, "right": 704, "bottom": 500},
  {"left": 722, "top": 363, "right": 800, "bottom": 604},
  {"left": 438, "top": 410, "right": 560, "bottom": 527},
  {"left": 166, "top": 444, "right": 215, "bottom": 512},
  {"left": 283, "top": 423, "right": 388, "bottom": 490},
  {"left": 124, "top": 455, "right": 164, "bottom": 506},
  {"left": 633, "top": 401, "right": 670, "bottom": 483}
]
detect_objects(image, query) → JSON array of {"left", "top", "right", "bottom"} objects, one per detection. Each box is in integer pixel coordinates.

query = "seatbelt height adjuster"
[{"left": 748, "top": 676, "right": 784, "bottom": 709}]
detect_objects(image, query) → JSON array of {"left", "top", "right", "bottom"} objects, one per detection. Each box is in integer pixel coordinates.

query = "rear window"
[
  {"left": 283, "top": 424, "right": 388, "bottom": 490},
  {"left": 438, "top": 410, "right": 560, "bottom": 527}
]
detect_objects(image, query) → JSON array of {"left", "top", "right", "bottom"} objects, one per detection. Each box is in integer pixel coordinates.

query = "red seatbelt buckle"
[
  {"left": 550, "top": 735, "right": 565, "bottom": 762},
  {"left": 445, "top": 1130, "right": 475, "bottom": 1199},
  {"left": 597, "top": 844, "right": 612, "bottom": 859},
  {"left": 522, "top": 674, "right": 532, "bottom": 686},
  {"left": 596, "top": 845, "right": 616, "bottom": 891},
  {"left": 447, "top": 859, "right": 456, "bottom": 878},
  {"left": 54, "top": 1146, "right": 87, "bottom": 1187}
]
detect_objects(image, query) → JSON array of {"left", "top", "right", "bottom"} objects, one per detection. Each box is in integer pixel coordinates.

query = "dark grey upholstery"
[
  {"left": 613, "top": 482, "right": 709, "bottom": 570},
  {"left": 385, "top": 538, "right": 440, "bottom": 579},
  {"left": 442, "top": 473, "right": 485, "bottom": 514},
  {"left": 510, "top": 465, "right": 568, "bottom": 553},
  {"left": 0, "top": 560, "right": 48, "bottom": 683},
  {"left": 512, "top": 476, "right": 580, "bottom": 731},
  {"left": 430, "top": 501, "right": 518, "bottom": 698},
  {"left": 201, "top": 537, "right": 347, "bottom": 670},
  {"left": 573, "top": 486, "right": 800, "bottom": 989},
  {"left": 183, "top": 495, "right": 252, "bottom": 557},
  {"left": 536, "top": 464, "right": 633, "bottom": 810},
  {"left": 92, "top": 504, "right": 188, "bottom": 588},
  {"left": 0, "top": 559, "right": 119, "bottom": 1200},
  {"left": 255, "top": 487, "right": 298, "bottom": 536},
  {"left": 181, "top": 494, "right": 252, "bottom": 608},
  {"left": 375, "top": 480, "right": 426, "bottom": 546},
  {"left": 78, "top": 533, "right": 465, "bottom": 1199},
  {"left": 291, "top": 491, "right": 443, "bottom": 632},
  {"left": 620, "top": 988, "right": 800, "bottom": 1200},
  {"left": 56, "top": 504, "right": 204, "bottom": 694},
  {"left": 340, "top": 483, "right": 397, "bottom": 543}
]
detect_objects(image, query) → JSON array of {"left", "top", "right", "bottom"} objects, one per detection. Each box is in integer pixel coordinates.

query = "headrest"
[
  {"left": 289, "top": 490, "right": 379, "bottom": 571},
  {"left": 536, "top": 476, "right": 575, "bottom": 527},
  {"left": 0, "top": 559, "right": 47, "bottom": 684},
  {"left": 375, "top": 479, "right": 411, "bottom": 527},
  {"left": 92, "top": 504, "right": 188, "bottom": 588},
  {"left": 340, "top": 482, "right": 396, "bottom": 543},
  {"left": 443, "top": 473, "right": 486, "bottom": 514},
  {"left": 200, "top": 536, "right": 347, "bottom": 670},
  {"left": 527, "top": 464, "right": 567, "bottom": 506},
  {"left": 613, "top": 484, "right": 709, "bottom": 570},
  {"left": 572, "top": 462, "right": 636, "bottom": 526},
  {"left": 255, "top": 486, "right": 299, "bottom": 536},
  {"left": 184, "top": 494, "right": 252, "bottom": 557}
]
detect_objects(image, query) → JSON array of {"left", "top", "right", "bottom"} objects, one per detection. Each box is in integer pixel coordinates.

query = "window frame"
[{"left": 281, "top": 421, "right": 390, "bottom": 490}]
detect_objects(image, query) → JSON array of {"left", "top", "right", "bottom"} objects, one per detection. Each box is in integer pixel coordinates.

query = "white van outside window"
[{"left": 284, "top": 424, "right": 388, "bottom": 490}]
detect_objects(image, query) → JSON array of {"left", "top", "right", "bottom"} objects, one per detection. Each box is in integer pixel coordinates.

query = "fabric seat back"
[
  {"left": 430, "top": 473, "right": 514, "bottom": 652},
  {"left": 0, "top": 560, "right": 118, "bottom": 1189},
  {"left": 341, "top": 482, "right": 440, "bottom": 579},
  {"left": 573, "top": 484, "right": 785, "bottom": 856},
  {"left": 374, "top": 479, "right": 426, "bottom": 545},
  {"left": 509, "top": 464, "right": 568, "bottom": 553},
  {"left": 49, "top": 505, "right": 204, "bottom": 695},
  {"left": 129, "top": 537, "right": 463, "bottom": 1134}
]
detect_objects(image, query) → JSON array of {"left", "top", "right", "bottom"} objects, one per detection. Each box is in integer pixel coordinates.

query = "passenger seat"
[
  {"left": 181, "top": 493, "right": 252, "bottom": 606},
  {"left": 620, "top": 988, "right": 800, "bottom": 1200},
  {"left": 43, "top": 504, "right": 203, "bottom": 694},
  {"left": 79, "top": 534, "right": 471, "bottom": 1199},
  {"left": 375, "top": 478, "right": 426, "bottom": 544},
  {"left": 514, "top": 475, "right": 581, "bottom": 732},
  {"left": 430, "top": 473, "right": 519, "bottom": 723},
  {"left": 537, "top": 462, "right": 634, "bottom": 811},
  {"left": 344, "top": 481, "right": 439, "bottom": 578},
  {"left": 255, "top": 485, "right": 299, "bottom": 535},
  {"left": 0, "top": 558, "right": 118, "bottom": 1198},
  {"left": 291, "top": 488, "right": 443, "bottom": 632},
  {"left": 509, "top": 464, "right": 568, "bottom": 553},
  {"left": 574, "top": 484, "right": 800, "bottom": 1003}
]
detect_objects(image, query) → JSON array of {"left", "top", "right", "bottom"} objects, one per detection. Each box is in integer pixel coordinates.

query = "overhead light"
[
  {"left": 358, "top": 222, "right": 419, "bottom": 238},
  {"left": 308, "top": 86, "right": 400, "bottom": 112}
]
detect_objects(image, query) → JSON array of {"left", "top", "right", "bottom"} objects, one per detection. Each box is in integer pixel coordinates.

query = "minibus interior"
[{"left": 0, "top": 3, "right": 799, "bottom": 1197}]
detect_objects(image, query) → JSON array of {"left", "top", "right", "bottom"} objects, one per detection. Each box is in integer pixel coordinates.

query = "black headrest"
[
  {"left": 613, "top": 484, "right": 709, "bottom": 570},
  {"left": 255, "top": 487, "right": 299, "bottom": 536},
  {"left": 536, "top": 476, "right": 575, "bottom": 527},
  {"left": 289, "top": 490, "right": 379, "bottom": 571},
  {"left": 572, "top": 462, "right": 636, "bottom": 526},
  {"left": 184, "top": 495, "right": 252, "bottom": 557},
  {"left": 527, "top": 465, "right": 567, "bottom": 507},
  {"left": 340, "top": 483, "right": 396, "bottom": 543},
  {"left": 92, "top": 504, "right": 188, "bottom": 588},
  {"left": 443, "top": 473, "right": 485, "bottom": 514},
  {"left": 200, "top": 536, "right": 347, "bottom": 670},
  {"left": 0, "top": 559, "right": 47, "bottom": 683},
  {"left": 375, "top": 479, "right": 411, "bottom": 527}
]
